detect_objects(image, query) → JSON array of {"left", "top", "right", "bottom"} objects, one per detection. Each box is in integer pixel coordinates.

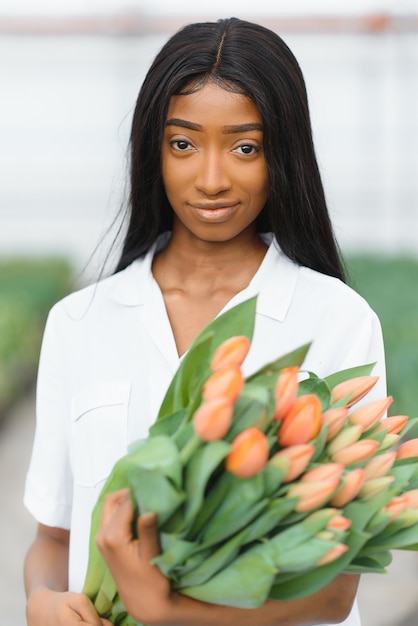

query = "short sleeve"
[{"left": 24, "top": 303, "right": 74, "bottom": 528}]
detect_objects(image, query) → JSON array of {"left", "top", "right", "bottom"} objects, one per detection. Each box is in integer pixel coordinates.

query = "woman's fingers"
[
  {"left": 99, "top": 489, "right": 131, "bottom": 528},
  {"left": 96, "top": 488, "right": 134, "bottom": 551},
  {"left": 137, "top": 512, "right": 160, "bottom": 562}
]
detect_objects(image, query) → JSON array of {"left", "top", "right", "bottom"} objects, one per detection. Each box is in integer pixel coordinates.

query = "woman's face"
[{"left": 161, "top": 81, "right": 269, "bottom": 244}]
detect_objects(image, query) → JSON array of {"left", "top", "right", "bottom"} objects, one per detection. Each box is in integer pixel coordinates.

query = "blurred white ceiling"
[{"left": 0, "top": 0, "right": 416, "bottom": 17}]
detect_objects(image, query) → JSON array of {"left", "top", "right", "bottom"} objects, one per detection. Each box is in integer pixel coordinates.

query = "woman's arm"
[
  {"left": 24, "top": 524, "right": 111, "bottom": 626},
  {"left": 97, "top": 490, "right": 359, "bottom": 626}
]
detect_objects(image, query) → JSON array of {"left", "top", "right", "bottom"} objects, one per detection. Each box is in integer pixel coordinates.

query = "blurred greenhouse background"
[
  {"left": 1, "top": 0, "right": 417, "bottom": 418},
  {"left": 0, "top": 2, "right": 418, "bottom": 624}
]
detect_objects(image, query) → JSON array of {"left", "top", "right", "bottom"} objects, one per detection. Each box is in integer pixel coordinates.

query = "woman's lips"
[{"left": 190, "top": 202, "right": 239, "bottom": 221}]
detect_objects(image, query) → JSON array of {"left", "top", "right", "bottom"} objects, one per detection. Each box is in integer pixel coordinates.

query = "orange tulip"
[
  {"left": 376, "top": 415, "right": 409, "bottom": 435},
  {"left": 193, "top": 397, "right": 234, "bottom": 442},
  {"left": 210, "top": 336, "right": 251, "bottom": 372},
  {"left": 331, "top": 375, "right": 379, "bottom": 407},
  {"left": 302, "top": 463, "right": 344, "bottom": 484},
  {"left": 273, "top": 367, "right": 299, "bottom": 421},
  {"left": 226, "top": 427, "right": 269, "bottom": 478},
  {"left": 327, "top": 425, "right": 363, "bottom": 455},
  {"left": 384, "top": 495, "right": 410, "bottom": 522},
  {"left": 278, "top": 394, "right": 322, "bottom": 447},
  {"left": 330, "top": 468, "right": 365, "bottom": 507},
  {"left": 349, "top": 396, "right": 393, "bottom": 431},
  {"left": 363, "top": 451, "right": 397, "bottom": 480},
  {"left": 269, "top": 444, "right": 315, "bottom": 483},
  {"left": 202, "top": 365, "right": 244, "bottom": 404},
  {"left": 403, "top": 489, "right": 418, "bottom": 509},
  {"left": 396, "top": 438, "right": 418, "bottom": 460},
  {"left": 322, "top": 407, "right": 348, "bottom": 441},
  {"left": 288, "top": 476, "right": 340, "bottom": 513},
  {"left": 332, "top": 439, "right": 380, "bottom": 465},
  {"left": 316, "top": 543, "right": 348, "bottom": 567},
  {"left": 327, "top": 515, "right": 352, "bottom": 532}
]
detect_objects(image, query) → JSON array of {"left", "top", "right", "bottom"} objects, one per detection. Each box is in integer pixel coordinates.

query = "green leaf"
[
  {"left": 152, "top": 534, "right": 198, "bottom": 577},
  {"left": 128, "top": 468, "right": 185, "bottom": 525},
  {"left": 298, "top": 375, "right": 331, "bottom": 410},
  {"left": 362, "top": 523, "right": 418, "bottom": 551},
  {"left": 181, "top": 440, "right": 231, "bottom": 532},
  {"left": 269, "top": 528, "right": 370, "bottom": 600},
  {"left": 246, "top": 343, "right": 311, "bottom": 386},
  {"left": 226, "top": 385, "right": 272, "bottom": 440},
  {"left": 198, "top": 473, "right": 267, "bottom": 545},
  {"left": 176, "top": 527, "right": 249, "bottom": 588},
  {"left": 158, "top": 333, "right": 214, "bottom": 419},
  {"left": 399, "top": 417, "right": 418, "bottom": 441},
  {"left": 127, "top": 435, "right": 183, "bottom": 488},
  {"left": 148, "top": 410, "right": 186, "bottom": 438},
  {"left": 241, "top": 497, "right": 298, "bottom": 543},
  {"left": 181, "top": 542, "right": 278, "bottom": 608},
  {"left": 275, "top": 536, "right": 336, "bottom": 572},
  {"left": 344, "top": 551, "right": 392, "bottom": 574}
]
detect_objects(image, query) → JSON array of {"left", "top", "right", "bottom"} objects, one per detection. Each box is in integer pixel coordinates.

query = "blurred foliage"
[
  {"left": 0, "top": 258, "right": 74, "bottom": 415},
  {"left": 346, "top": 255, "right": 418, "bottom": 418}
]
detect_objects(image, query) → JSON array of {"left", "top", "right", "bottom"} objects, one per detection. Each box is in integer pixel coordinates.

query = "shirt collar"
[{"left": 108, "top": 232, "right": 300, "bottom": 322}]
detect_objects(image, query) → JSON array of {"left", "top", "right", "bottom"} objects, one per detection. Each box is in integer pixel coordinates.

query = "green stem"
[{"left": 180, "top": 434, "right": 202, "bottom": 465}]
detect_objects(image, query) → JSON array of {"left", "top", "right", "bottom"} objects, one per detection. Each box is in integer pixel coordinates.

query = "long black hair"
[{"left": 114, "top": 17, "right": 345, "bottom": 281}]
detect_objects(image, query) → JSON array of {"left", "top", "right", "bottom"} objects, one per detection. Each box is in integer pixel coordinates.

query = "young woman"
[{"left": 24, "top": 17, "right": 386, "bottom": 626}]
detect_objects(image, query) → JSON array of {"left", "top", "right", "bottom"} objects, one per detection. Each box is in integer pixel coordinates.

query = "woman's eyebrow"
[
  {"left": 165, "top": 119, "right": 263, "bottom": 134},
  {"left": 222, "top": 123, "right": 263, "bottom": 134},
  {"left": 165, "top": 118, "right": 202, "bottom": 131}
]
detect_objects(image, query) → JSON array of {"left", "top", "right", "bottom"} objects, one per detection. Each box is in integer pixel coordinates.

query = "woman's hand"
[
  {"left": 26, "top": 586, "right": 112, "bottom": 625},
  {"left": 96, "top": 488, "right": 173, "bottom": 625}
]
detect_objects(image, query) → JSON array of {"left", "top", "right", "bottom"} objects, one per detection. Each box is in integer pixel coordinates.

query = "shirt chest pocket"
[{"left": 71, "top": 381, "right": 131, "bottom": 487}]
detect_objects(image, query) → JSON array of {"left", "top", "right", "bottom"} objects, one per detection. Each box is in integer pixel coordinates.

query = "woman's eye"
[
  {"left": 235, "top": 144, "right": 259, "bottom": 156},
  {"left": 171, "top": 139, "right": 192, "bottom": 151}
]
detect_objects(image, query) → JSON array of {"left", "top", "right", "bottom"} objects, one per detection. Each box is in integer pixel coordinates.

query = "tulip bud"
[
  {"left": 363, "top": 451, "right": 396, "bottom": 480},
  {"left": 403, "top": 489, "right": 418, "bottom": 509},
  {"left": 193, "top": 397, "right": 234, "bottom": 441},
  {"left": 226, "top": 427, "right": 269, "bottom": 478},
  {"left": 384, "top": 495, "right": 410, "bottom": 522},
  {"left": 202, "top": 365, "right": 244, "bottom": 404},
  {"left": 327, "top": 425, "right": 363, "bottom": 455},
  {"left": 316, "top": 530, "right": 335, "bottom": 542},
  {"left": 395, "top": 508, "right": 418, "bottom": 528},
  {"left": 330, "top": 468, "right": 365, "bottom": 507},
  {"left": 269, "top": 444, "right": 315, "bottom": 483},
  {"left": 358, "top": 475, "right": 395, "bottom": 499},
  {"left": 210, "top": 336, "right": 251, "bottom": 372},
  {"left": 302, "top": 463, "right": 344, "bottom": 484},
  {"left": 278, "top": 394, "right": 322, "bottom": 447},
  {"left": 316, "top": 543, "right": 348, "bottom": 566},
  {"left": 332, "top": 439, "right": 380, "bottom": 465},
  {"left": 288, "top": 476, "right": 340, "bottom": 513},
  {"left": 322, "top": 407, "right": 348, "bottom": 441},
  {"left": 376, "top": 415, "right": 409, "bottom": 435},
  {"left": 397, "top": 438, "right": 418, "bottom": 460},
  {"left": 327, "top": 515, "right": 352, "bottom": 532},
  {"left": 379, "top": 433, "right": 400, "bottom": 451},
  {"left": 349, "top": 396, "right": 393, "bottom": 431},
  {"left": 331, "top": 375, "right": 379, "bottom": 407},
  {"left": 273, "top": 367, "right": 299, "bottom": 421}
]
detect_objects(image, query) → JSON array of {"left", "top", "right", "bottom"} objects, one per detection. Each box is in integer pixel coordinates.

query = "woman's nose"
[{"left": 194, "top": 150, "right": 231, "bottom": 195}]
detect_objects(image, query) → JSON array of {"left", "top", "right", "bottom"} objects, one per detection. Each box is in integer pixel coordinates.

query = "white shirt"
[{"left": 24, "top": 234, "right": 386, "bottom": 626}]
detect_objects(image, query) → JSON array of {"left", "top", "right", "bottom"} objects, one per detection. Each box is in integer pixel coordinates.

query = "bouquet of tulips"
[{"left": 83, "top": 297, "right": 418, "bottom": 626}]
